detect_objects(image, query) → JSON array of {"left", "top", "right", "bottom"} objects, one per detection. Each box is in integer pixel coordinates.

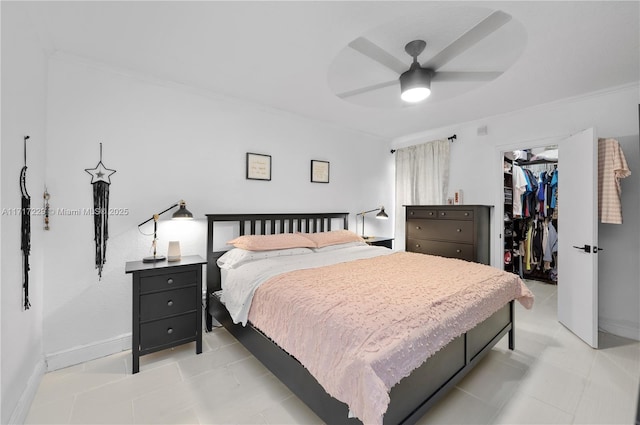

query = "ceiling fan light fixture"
[
  {"left": 400, "top": 66, "right": 432, "bottom": 103},
  {"left": 401, "top": 86, "right": 431, "bottom": 103}
]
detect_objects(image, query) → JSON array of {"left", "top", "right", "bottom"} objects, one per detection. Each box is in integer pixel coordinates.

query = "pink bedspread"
[{"left": 248, "top": 252, "right": 534, "bottom": 425}]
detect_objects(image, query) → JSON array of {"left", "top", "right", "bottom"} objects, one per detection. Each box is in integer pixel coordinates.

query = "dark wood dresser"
[
  {"left": 125, "top": 255, "right": 205, "bottom": 373},
  {"left": 405, "top": 205, "right": 492, "bottom": 264}
]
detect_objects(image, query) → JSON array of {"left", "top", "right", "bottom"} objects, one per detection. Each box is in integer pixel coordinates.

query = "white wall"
[
  {"left": 597, "top": 134, "right": 639, "bottom": 340},
  {"left": 1, "top": 3, "right": 48, "bottom": 423},
  {"left": 41, "top": 55, "right": 394, "bottom": 367},
  {"left": 392, "top": 84, "right": 640, "bottom": 341}
]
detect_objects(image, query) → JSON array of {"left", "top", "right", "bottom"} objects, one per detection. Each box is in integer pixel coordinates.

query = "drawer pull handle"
[
  {"left": 167, "top": 300, "right": 174, "bottom": 307},
  {"left": 167, "top": 278, "right": 174, "bottom": 284},
  {"left": 464, "top": 212, "right": 469, "bottom": 216},
  {"left": 441, "top": 212, "right": 446, "bottom": 216},
  {"left": 456, "top": 249, "right": 462, "bottom": 253},
  {"left": 410, "top": 211, "right": 414, "bottom": 215},
  {"left": 456, "top": 228, "right": 462, "bottom": 232},
  {"left": 167, "top": 328, "right": 174, "bottom": 335},
  {"left": 416, "top": 244, "right": 421, "bottom": 248},
  {"left": 428, "top": 212, "right": 434, "bottom": 216},
  {"left": 416, "top": 226, "right": 421, "bottom": 230}
]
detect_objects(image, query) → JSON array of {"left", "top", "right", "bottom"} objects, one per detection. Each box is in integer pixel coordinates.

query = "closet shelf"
[{"left": 514, "top": 159, "right": 558, "bottom": 166}]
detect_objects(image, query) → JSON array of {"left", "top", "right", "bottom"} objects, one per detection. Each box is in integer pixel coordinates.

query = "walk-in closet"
[{"left": 503, "top": 146, "right": 558, "bottom": 284}]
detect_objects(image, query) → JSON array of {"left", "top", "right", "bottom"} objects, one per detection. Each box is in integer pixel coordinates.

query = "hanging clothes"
[
  {"left": 537, "top": 173, "right": 546, "bottom": 217},
  {"left": 523, "top": 169, "right": 538, "bottom": 217},
  {"left": 598, "top": 138, "right": 631, "bottom": 224},
  {"left": 512, "top": 162, "right": 558, "bottom": 283},
  {"left": 545, "top": 220, "right": 558, "bottom": 261},
  {"left": 512, "top": 165, "right": 528, "bottom": 218}
]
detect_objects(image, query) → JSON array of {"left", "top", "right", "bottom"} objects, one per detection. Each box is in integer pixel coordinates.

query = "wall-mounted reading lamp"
[
  {"left": 356, "top": 206, "right": 388, "bottom": 239},
  {"left": 138, "top": 200, "right": 193, "bottom": 263}
]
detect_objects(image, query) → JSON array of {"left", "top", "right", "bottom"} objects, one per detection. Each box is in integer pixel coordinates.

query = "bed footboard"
[{"left": 209, "top": 292, "right": 514, "bottom": 425}]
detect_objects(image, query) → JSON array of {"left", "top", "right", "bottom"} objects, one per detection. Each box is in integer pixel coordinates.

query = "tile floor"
[{"left": 26, "top": 280, "right": 640, "bottom": 424}]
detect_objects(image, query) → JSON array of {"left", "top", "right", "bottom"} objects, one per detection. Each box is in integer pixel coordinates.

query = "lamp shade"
[
  {"left": 400, "top": 66, "right": 432, "bottom": 103},
  {"left": 376, "top": 206, "right": 389, "bottom": 219},
  {"left": 171, "top": 200, "right": 193, "bottom": 219}
]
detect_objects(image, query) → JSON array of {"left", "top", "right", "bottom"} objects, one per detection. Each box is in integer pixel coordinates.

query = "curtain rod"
[{"left": 390, "top": 134, "right": 456, "bottom": 154}]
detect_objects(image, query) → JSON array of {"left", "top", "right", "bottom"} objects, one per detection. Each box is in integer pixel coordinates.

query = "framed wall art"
[
  {"left": 246, "top": 153, "right": 272, "bottom": 181},
  {"left": 311, "top": 160, "right": 330, "bottom": 183}
]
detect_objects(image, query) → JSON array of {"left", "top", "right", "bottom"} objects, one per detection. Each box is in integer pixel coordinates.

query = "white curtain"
[{"left": 394, "top": 139, "right": 450, "bottom": 250}]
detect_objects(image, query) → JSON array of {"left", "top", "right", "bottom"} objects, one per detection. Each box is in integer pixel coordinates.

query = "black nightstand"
[
  {"left": 125, "top": 255, "right": 206, "bottom": 373},
  {"left": 364, "top": 237, "right": 394, "bottom": 249}
]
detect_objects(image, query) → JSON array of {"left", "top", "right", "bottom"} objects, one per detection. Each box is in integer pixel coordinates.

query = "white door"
[{"left": 558, "top": 128, "right": 599, "bottom": 348}]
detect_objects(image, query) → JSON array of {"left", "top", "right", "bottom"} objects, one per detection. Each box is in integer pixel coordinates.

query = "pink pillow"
[
  {"left": 300, "top": 230, "right": 365, "bottom": 248},
  {"left": 227, "top": 233, "right": 316, "bottom": 251}
]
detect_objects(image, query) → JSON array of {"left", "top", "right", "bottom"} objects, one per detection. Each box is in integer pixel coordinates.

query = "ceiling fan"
[{"left": 337, "top": 10, "right": 512, "bottom": 103}]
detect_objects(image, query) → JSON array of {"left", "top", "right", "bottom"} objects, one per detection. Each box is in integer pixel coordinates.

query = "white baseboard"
[
  {"left": 45, "top": 333, "right": 131, "bottom": 372},
  {"left": 8, "top": 359, "right": 46, "bottom": 425},
  {"left": 599, "top": 317, "right": 640, "bottom": 341}
]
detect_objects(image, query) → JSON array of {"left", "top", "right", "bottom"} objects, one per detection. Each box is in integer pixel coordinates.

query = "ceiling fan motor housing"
[{"left": 400, "top": 66, "right": 433, "bottom": 102}]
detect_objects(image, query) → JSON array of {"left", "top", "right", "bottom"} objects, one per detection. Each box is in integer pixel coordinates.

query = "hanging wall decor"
[
  {"left": 20, "top": 135, "right": 31, "bottom": 310},
  {"left": 43, "top": 187, "right": 51, "bottom": 230},
  {"left": 85, "top": 143, "right": 116, "bottom": 279}
]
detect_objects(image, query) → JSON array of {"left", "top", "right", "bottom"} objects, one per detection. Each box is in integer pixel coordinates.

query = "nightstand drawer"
[
  {"left": 140, "top": 270, "right": 197, "bottom": 293},
  {"left": 407, "top": 219, "right": 474, "bottom": 243},
  {"left": 407, "top": 238, "right": 475, "bottom": 261},
  {"left": 140, "top": 286, "right": 198, "bottom": 322},
  {"left": 139, "top": 313, "right": 198, "bottom": 350}
]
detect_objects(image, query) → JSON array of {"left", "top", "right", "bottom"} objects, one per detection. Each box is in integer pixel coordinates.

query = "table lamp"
[
  {"left": 138, "top": 200, "right": 193, "bottom": 263},
  {"left": 356, "top": 206, "right": 388, "bottom": 239}
]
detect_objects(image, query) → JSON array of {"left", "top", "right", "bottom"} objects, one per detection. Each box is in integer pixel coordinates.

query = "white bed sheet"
[{"left": 219, "top": 244, "right": 393, "bottom": 325}]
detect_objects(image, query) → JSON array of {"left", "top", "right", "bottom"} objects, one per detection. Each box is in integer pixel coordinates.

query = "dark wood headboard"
[{"left": 204, "top": 213, "right": 349, "bottom": 328}]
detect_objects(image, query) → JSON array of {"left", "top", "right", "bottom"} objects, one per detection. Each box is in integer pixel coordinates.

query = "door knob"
[{"left": 572, "top": 244, "right": 591, "bottom": 253}]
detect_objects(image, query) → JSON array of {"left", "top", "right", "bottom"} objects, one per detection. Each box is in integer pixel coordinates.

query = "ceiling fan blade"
[
  {"left": 337, "top": 80, "right": 398, "bottom": 99},
  {"left": 423, "top": 10, "right": 512, "bottom": 70},
  {"left": 432, "top": 71, "right": 503, "bottom": 82},
  {"left": 348, "top": 37, "right": 407, "bottom": 75}
]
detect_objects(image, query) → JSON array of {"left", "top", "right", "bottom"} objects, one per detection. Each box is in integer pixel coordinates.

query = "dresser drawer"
[
  {"left": 139, "top": 312, "right": 198, "bottom": 350},
  {"left": 407, "top": 219, "right": 474, "bottom": 243},
  {"left": 437, "top": 209, "right": 474, "bottom": 220},
  {"left": 407, "top": 238, "right": 475, "bottom": 261},
  {"left": 140, "top": 286, "right": 198, "bottom": 322},
  {"left": 140, "top": 270, "right": 197, "bottom": 294},
  {"left": 406, "top": 208, "right": 438, "bottom": 219}
]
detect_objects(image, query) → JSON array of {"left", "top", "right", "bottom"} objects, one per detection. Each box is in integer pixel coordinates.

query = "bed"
[{"left": 205, "top": 212, "right": 533, "bottom": 425}]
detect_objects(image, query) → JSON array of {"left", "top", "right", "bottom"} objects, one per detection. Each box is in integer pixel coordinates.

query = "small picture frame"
[
  {"left": 246, "top": 153, "right": 271, "bottom": 181},
  {"left": 310, "top": 160, "right": 330, "bottom": 183}
]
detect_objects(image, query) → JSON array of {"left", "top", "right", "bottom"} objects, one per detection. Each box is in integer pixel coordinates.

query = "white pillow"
[
  {"left": 312, "top": 241, "right": 368, "bottom": 253},
  {"left": 216, "top": 247, "right": 313, "bottom": 270}
]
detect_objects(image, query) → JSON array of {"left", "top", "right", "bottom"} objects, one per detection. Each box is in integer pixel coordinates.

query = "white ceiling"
[{"left": 21, "top": 1, "right": 640, "bottom": 141}]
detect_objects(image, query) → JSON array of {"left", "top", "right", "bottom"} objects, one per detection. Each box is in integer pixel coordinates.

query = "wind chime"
[
  {"left": 20, "top": 136, "right": 31, "bottom": 310},
  {"left": 85, "top": 143, "right": 116, "bottom": 279}
]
